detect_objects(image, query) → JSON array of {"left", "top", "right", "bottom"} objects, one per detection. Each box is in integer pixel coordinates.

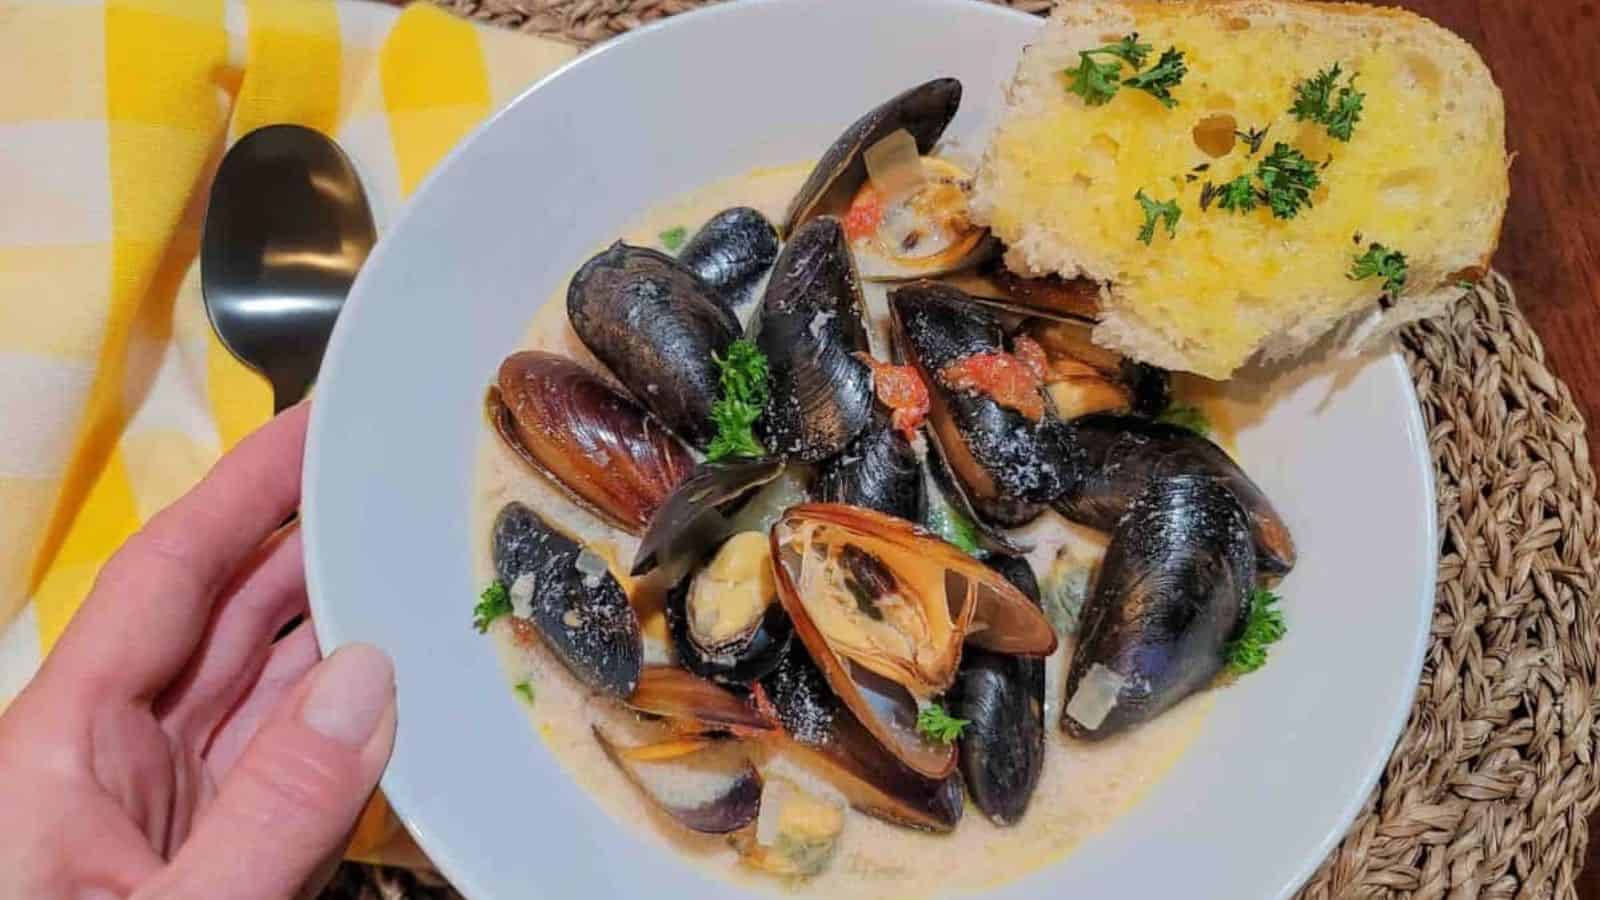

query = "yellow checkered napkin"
[{"left": 0, "top": 0, "right": 574, "bottom": 864}]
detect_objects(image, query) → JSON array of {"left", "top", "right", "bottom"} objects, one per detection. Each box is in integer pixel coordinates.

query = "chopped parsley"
[
  {"left": 705, "top": 339, "right": 770, "bottom": 462},
  {"left": 1066, "top": 34, "right": 1185, "bottom": 107},
  {"left": 1135, "top": 190, "right": 1182, "bottom": 244},
  {"left": 1215, "top": 175, "right": 1259, "bottom": 213},
  {"left": 1236, "top": 125, "right": 1270, "bottom": 156},
  {"left": 1256, "top": 143, "right": 1321, "bottom": 220},
  {"left": 1290, "top": 64, "right": 1365, "bottom": 141},
  {"left": 513, "top": 681, "right": 535, "bottom": 704},
  {"left": 473, "top": 580, "right": 512, "bottom": 633},
  {"left": 916, "top": 703, "right": 970, "bottom": 743},
  {"left": 659, "top": 226, "right": 688, "bottom": 252},
  {"left": 1156, "top": 404, "right": 1211, "bottom": 437},
  {"left": 1349, "top": 243, "right": 1409, "bottom": 295},
  {"left": 1225, "top": 588, "right": 1288, "bottom": 675}
]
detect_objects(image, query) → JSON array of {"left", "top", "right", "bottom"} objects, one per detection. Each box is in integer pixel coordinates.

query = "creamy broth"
[{"left": 473, "top": 166, "right": 1215, "bottom": 897}]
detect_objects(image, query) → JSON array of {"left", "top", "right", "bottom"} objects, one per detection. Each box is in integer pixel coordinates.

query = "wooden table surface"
[{"left": 1390, "top": 0, "right": 1600, "bottom": 893}]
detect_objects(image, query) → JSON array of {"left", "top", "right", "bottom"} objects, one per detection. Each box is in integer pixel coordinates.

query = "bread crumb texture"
[{"left": 973, "top": 0, "right": 1507, "bottom": 378}]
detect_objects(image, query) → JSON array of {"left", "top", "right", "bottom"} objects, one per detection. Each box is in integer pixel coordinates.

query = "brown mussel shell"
[
  {"left": 784, "top": 78, "right": 963, "bottom": 235},
  {"left": 489, "top": 352, "right": 693, "bottom": 534},
  {"left": 753, "top": 217, "right": 874, "bottom": 462},
  {"left": 1053, "top": 414, "right": 1296, "bottom": 575},
  {"left": 678, "top": 206, "right": 780, "bottom": 314},
  {"left": 567, "top": 242, "right": 741, "bottom": 450},
  {"left": 954, "top": 555, "right": 1046, "bottom": 826},
  {"left": 770, "top": 503, "right": 1055, "bottom": 778},
  {"left": 1062, "top": 475, "right": 1256, "bottom": 740},
  {"left": 593, "top": 725, "right": 763, "bottom": 833},
  {"left": 760, "top": 649, "right": 964, "bottom": 832},
  {"left": 811, "top": 414, "right": 926, "bottom": 522},
  {"left": 492, "top": 502, "right": 643, "bottom": 698},
  {"left": 889, "top": 281, "right": 1083, "bottom": 528},
  {"left": 626, "top": 665, "right": 776, "bottom": 734}
]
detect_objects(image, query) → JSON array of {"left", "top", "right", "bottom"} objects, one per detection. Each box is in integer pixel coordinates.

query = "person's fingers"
[
  {"left": 45, "top": 403, "right": 309, "bottom": 703},
  {"left": 201, "top": 620, "right": 321, "bottom": 779},
  {"left": 155, "top": 527, "right": 309, "bottom": 744},
  {"left": 135, "top": 644, "right": 396, "bottom": 900}
]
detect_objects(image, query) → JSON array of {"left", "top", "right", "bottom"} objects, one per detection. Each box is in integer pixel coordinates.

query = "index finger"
[{"left": 44, "top": 403, "right": 310, "bottom": 703}]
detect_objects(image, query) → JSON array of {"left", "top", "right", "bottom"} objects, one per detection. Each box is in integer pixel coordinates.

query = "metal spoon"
[{"left": 201, "top": 124, "right": 375, "bottom": 413}]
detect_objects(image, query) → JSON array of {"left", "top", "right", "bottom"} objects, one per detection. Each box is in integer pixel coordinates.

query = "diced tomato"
[
  {"left": 1011, "top": 335, "right": 1049, "bottom": 381},
  {"left": 842, "top": 186, "right": 885, "bottom": 242},
  {"left": 941, "top": 352, "right": 1045, "bottom": 421},
  {"left": 857, "top": 354, "right": 930, "bottom": 440}
]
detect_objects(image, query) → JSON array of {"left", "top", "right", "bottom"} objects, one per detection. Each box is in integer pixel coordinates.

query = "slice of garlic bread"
[{"left": 971, "top": 0, "right": 1507, "bottom": 379}]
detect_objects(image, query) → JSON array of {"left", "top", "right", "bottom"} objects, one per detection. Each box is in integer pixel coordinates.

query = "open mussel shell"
[
  {"left": 568, "top": 242, "right": 741, "bottom": 450},
  {"left": 979, "top": 264, "right": 1103, "bottom": 323},
  {"left": 848, "top": 155, "right": 997, "bottom": 283},
  {"left": 783, "top": 78, "right": 963, "bottom": 235},
  {"left": 1021, "top": 319, "right": 1172, "bottom": 421},
  {"left": 626, "top": 665, "right": 776, "bottom": 734},
  {"left": 954, "top": 555, "right": 1046, "bottom": 826},
  {"left": 631, "top": 458, "right": 786, "bottom": 577},
  {"left": 677, "top": 207, "right": 780, "bottom": 314},
  {"left": 889, "top": 281, "right": 1083, "bottom": 528},
  {"left": 664, "top": 532, "right": 794, "bottom": 685},
  {"left": 753, "top": 217, "right": 874, "bottom": 462},
  {"left": 1062, "top": 475, "right": 1256, "bottom": 740},
  {"left": 811, "top": 415, "right": 926, "bottom": 522},
  {"left": 1053, "top": 414, "right": 1296, "bottom": 575},
  {"left": 492, "top": 502, "right": 642, "bottom": 698},
  {"left": 488, "top": 352, "right": 693, "bottom": 534},
  {"left": 760, "top": 650, "right": 964, "bottom": 832},
  {"left": 770, "top": 503, "right": 1055, "bottom": 778},
  {"left": 593, "top": 725, "right": 763, "bottom": 833}
]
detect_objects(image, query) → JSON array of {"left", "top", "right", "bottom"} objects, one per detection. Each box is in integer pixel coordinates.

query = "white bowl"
[{"left": 303, "top": 2, "right": 1436, "bottom": 897}]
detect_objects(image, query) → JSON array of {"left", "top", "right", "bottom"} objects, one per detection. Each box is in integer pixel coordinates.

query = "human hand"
[{"left": 0, "top": 404, "right": 396, "bottom": 900}]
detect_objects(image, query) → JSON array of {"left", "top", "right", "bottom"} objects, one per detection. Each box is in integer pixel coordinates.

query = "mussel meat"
[
  {"left": 1022, "top": 320, "right": 1172, "bottom": 420},
  {"left": 842, "top": 139, "right": 994, "bottom": 281},
  {"left": 1062, "top": 475, "right": 1256, "bottom": 740},
  {"left": 627, "top": 664, "right": 777, "bottom": 734},
  {"left": 731, "top": 776, "right": 845, "bottom": 877},
  {"left": 1053, "top": 414, "right": 1296, "bottom": 574},
  {"left": 677, "top": 206, "right": 780, "bottom": 314},
  {"left": 593, "top": 725, "right": 763, "bottom": 833},
  {"left": 488, "top": 352, "right": 694, "bottom": 533},
  {"left": 953, "top": 555, "right": 1046, "bottom": 826},
  {"left": 890, "top": 281, "right": 1083, "bottom": 527},
  {"left": 753, "top": 217, "right": 874, "bottom": 462},
  {"left": 665, "top": 531, "right": 793, "bottom": 685},
  {"left": 770, "top": 503, "right": 1055, "bottom": 777},
  {"left": 784, "top": 78, "right": 963, "bottom": 235},
  {"left": 760, "top": 649, "right": 965, "bottom": 832},
  {"left": 811, "top": 415, "right": 926, "bottom": 522},
  {"left": 568, "top": 242, "right": 741, "bottom": 450},
  {"left": 492, "top": 502, "right": 643, "bottom": 698}
]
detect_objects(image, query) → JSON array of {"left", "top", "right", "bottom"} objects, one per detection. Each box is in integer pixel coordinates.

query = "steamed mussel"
[
  {"left": 677, "top": 206, "right": 780, "bottom": 314},
  {"left": 890, "top": 281, "right": 1083, "bottom": 527},
  {"left": 665, "top": 531, "right": 793, "bottom": 685},
  {"left": 568, "top": 242, "right": 741, "bottom": 450},
  {"left": 811, "top": 414, "right": 926, "bottom": 522},
  {"left": 492, "top": 501, "right": 643, "bottom": 698},
  {"left": 1062, "top": 475, "right": 1256, "bottom": 740}
]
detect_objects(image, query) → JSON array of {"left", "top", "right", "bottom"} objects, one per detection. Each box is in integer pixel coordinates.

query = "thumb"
[{"left": 138, "top": 644, "right": 396, "bottom": 900}]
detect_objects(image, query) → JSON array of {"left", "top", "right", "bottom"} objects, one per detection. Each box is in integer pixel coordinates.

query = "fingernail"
[{"left": 300, "top": 643, "right": 394, "bottom": 747}]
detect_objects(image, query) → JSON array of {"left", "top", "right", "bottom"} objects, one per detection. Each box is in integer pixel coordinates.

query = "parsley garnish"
[
  {"left": 1290, "top": 64, "right": 1365, "bottom": 141},
  {"left": 1236, "top": 125, "right": 1269, "bottom": 156},
  {"left": 1256, "top": 143, "right": 1321, "bottom": 220},
  {"left": 473, "top": 581, "right": 512, "bottom": 633},
  {"left": 1135, "top": 190, "right": 1182, "bottom": 244},
  {"left": 513, "top": 681, "right": 535, "bottom": 704},
  {"left": 705, "top": 339, "right": 770, "bottom": 462},
  {"left": 1157, "top": 404, "right": 1211, "bottom": 436},
  {"left": 1215, "top": 175, "right": 1258, "bottom": 213},
  {"left": 1349, "top": 243, "right": 1408, "bottom": 295},
  {"left": 1067, "top": 54, "right": 1126, "bottom": 106},
  {"left": 916, "top": 703, "right": 970, "bottom": 743},
  {"left": 1225, "top": 588, "right": 1287, "bottom": 675},
  {"left": 659, "top": 226, "right": 688, "bottom": 252},
  {"left": 1123, "top": 47, "right": 1188, "bottom": 108}
]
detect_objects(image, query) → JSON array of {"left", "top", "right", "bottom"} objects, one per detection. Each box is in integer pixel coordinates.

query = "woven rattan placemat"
[{"left": 337, "top": 3, "right": 1600, "bottom": 897}]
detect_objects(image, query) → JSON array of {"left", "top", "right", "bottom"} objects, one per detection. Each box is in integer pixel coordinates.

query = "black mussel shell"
[
  {"left": 812, "top": 415, "right": 925, "bottom": 522},
  {"left": 1120, "top": 360, "right": 1171, "bottom": 417},
  {"left": 664, "top": 543, "right": 793, "bottom": 685},
  {"left": 754, "top": 217, "right": 874, "bottom": 462},
  {"left": 1062, "top": 475, "right": 1256, "bottom": 740},
  {"left": 593, "top": 725, "right": 763, "bottom": 833},
  {"left": 890, "top": 281, "right": 1083, "bottom": 528},
  {"left": 630, "top": 458, "right": 786, "bottom": 576},
  {"left": 954, "top": 555, "right": 1046, "bottom": 826},
  {"left": 568, "top": 242, "right": 740, "bottom": 450},
  {"left": 492, "top": 502, "right": 643, "bottom": 698},
  {"left": 760, "top": 650, "right": 965, "bottom": 832},
  {"left": 677, "top": 207, "right": 780, "bottom": 314},
  {"left": 1053, "top": 414, "right": 1296, "bottom": 575},
  {"left": 784, "top": 78, "right": 963, "bottom": 235}
]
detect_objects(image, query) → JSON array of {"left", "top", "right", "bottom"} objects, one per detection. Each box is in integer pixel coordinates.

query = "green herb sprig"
[
  {"left": 1290, "top": 64, "right": 1365, "bottom": 141},
  {"left": 1156, "top": 404, "right": 1212, "bottom": 437},
  {"left": 513, "top": 681, "right": 535, "bottom": 704},
  {"left": 1256, "top": 143, "right": 1321, "bottom": 220},
  {"left": 1225, "top": 588, "right": 1288, "bottom": 675},
  {"left": 916, "top": 703, "right": 970, "bottom": 743},
  {"left": 1135, "top": 190, "right": 1182, "bottom": 244},
  {"left": 473, "top": 581, "right": 512, "bottom": 633},
  {"left": 1066, "top": 34, "right": 1186, "bottom": 107},
  {"left": 1122, "top": 47, "right": 1188, "bottom": 109},
  {"left": 1349, "top": 242, "right": 1408, "bottom": 295},
  {"left": 659, "top": 226, "right": 688, "bottom": 252},
  {"left": 705, "top": 339, "right": 770, "bottom": 462}
]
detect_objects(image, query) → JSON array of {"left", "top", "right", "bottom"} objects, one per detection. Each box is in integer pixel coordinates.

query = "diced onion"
[
  {"left": 863, "top": 128, "right": 926, "bottom": 202},
  {"left": 509, "top": 573, "right": 537, "bottom": 620},
  {"left": 575, "top": 547, "right": 609, "bottom": 578},
  {"left": 1066, "top": 663, "right": 1127, "bottom": 730}
]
